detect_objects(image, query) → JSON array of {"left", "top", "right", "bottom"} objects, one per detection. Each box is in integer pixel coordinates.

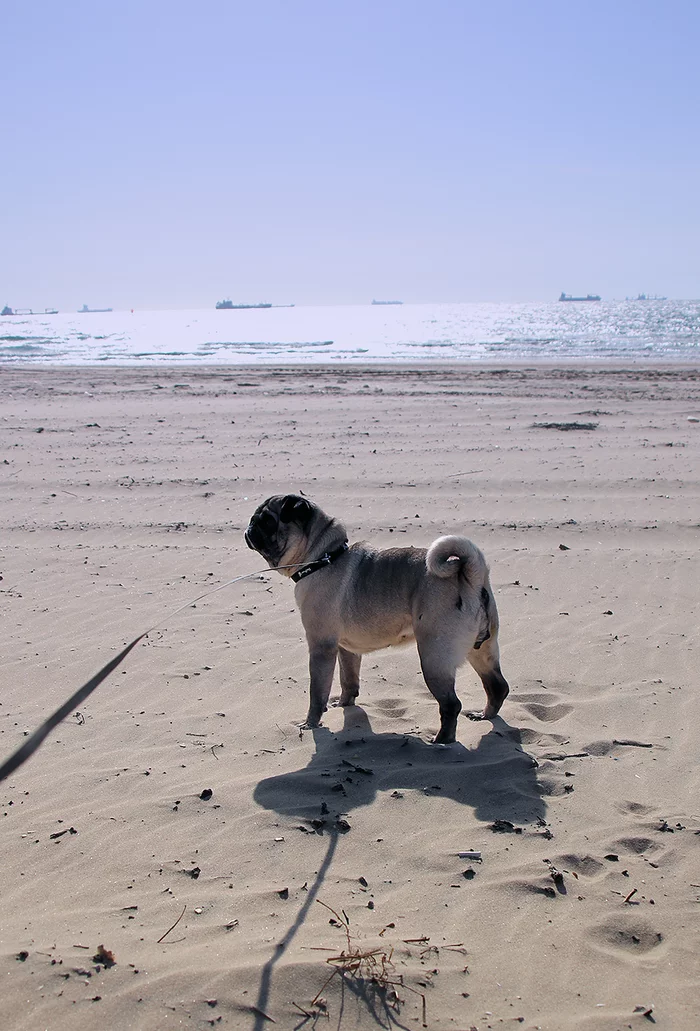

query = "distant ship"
[
  {"left": 216, "top": 299, "right": 272, "bottom": 310},
  {"left": 2, "top": 305, "right": 58, "bottom": 315},
  {"left": 372, "top": 299, "right": 403, "bottom": 305},
  {"left": 559, "top": 292, "right": 601, "bottom": 302},
  {"left": 627, "top": 293, "right": 667, "bottom": 301},
  {"left": 79, "top": 304, "right": 113, "bottom": 313}
]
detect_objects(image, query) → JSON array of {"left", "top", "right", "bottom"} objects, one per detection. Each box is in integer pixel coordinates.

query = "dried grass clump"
[{"left": 310, "top": 900, "right": 427, "bottom": 1027}]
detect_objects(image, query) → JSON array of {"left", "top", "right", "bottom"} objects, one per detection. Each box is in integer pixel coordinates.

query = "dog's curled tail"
[{"left": 426, "top": 535, "right": 487, "bottom": 583}]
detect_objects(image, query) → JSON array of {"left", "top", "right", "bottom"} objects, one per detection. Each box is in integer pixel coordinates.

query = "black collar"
[{"left": 291, "top": 542, "right": 349, "bottom": 583}]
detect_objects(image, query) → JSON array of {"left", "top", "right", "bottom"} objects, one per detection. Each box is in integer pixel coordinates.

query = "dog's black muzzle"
[
  {"left": 245, "top": 526, "right": 261, "bottom": 552},
  {"left": 245, "top": 522, "right": 273, "bottom": 557}
]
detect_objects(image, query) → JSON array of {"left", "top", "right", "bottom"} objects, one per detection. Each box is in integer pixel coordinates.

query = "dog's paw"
[{"left": 432, "top": 732, "right": 457, "bottom": 745}]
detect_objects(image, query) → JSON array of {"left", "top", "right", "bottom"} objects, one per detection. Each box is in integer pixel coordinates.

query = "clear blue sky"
[{"left": 2, "top": 0, "right": 698, "bottom": 309}]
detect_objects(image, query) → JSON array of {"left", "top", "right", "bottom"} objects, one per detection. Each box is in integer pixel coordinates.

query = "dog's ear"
[{"left": 279, "top": 495, "right": 313, "bottom": 526}]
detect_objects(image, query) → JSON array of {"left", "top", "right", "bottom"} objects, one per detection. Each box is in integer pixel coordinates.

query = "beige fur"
[{"left": 245, "top": 495, "right": 510, "bottom": 743}]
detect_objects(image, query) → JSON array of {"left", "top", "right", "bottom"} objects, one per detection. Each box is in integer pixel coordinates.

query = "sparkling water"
[{"left": 1, "top": 300, "right": 698, "bottom": 365}]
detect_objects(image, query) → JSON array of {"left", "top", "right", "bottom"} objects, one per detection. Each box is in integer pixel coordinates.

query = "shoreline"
[
  {"left": 3, "top": 358, "right": 700, "bottom": 370},
  {"left": 2, "top": 360, "right": 700, "bottom": 381}
]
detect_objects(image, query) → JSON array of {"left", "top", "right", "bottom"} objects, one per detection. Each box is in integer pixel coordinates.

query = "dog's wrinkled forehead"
[
  {"left": 246, "top": 496, "right": 288, "bottom": 556},
  {"left": 252, "top": 494, "right": 313, "bottom": 529},
  {"left": 250, "top": 496, "right": 283, "bottom": 532}
]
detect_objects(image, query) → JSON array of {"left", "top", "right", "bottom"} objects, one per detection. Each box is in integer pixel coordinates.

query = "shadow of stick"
[{"left": 252, "top": 830, "right": 340, "bottom": 1031}]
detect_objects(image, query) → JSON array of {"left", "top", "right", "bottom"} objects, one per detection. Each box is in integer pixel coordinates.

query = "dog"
[{"left": 245, "top": 494, "right": 510, "bottom": 743}]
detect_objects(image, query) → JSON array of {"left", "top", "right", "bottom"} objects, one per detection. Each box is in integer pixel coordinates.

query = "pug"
[{"left": 245, "top": 494, "right": 510, "bottom": 744}]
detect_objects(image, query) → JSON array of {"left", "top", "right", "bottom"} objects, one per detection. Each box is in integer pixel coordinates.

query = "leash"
[{"left": 0, "top": 563, "right": 305, "bottom": 784}]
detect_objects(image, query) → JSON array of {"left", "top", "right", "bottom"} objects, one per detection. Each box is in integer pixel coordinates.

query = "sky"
[{"left": 1, "top": 0, "right": 699, "bottom": 309}]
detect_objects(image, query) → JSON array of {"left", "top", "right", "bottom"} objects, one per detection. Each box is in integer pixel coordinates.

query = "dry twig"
[
  {"left": 312, "top": 900, "right": 427, "bottom": 1026},
  {"left": 157, "top": 904, "right": 187, "bottom": 943}
]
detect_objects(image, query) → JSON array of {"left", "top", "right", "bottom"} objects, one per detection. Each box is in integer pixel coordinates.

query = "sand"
[{"left": 1, "top": 363, "right": 699, "bottom": 1031}]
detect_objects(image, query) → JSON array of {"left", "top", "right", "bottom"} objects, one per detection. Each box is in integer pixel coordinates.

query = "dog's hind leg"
[
  {"left": 466, "top": 636, "right": 510, "bottom": 720},
  {"left": 337, "top": 647, "right": 362, "bottom": 706},
  {"left": 416, "top": 638, "right": 462, "bottom": 744}
]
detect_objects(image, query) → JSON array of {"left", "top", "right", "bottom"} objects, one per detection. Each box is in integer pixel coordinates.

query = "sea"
[{"left": 1, "top": 300, "right": 699, "bottom": 365}]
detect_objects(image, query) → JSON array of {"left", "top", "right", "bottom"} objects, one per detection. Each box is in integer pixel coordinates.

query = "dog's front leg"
[{"left": 303, "top": 638, "right": 338, "bottom": 727}]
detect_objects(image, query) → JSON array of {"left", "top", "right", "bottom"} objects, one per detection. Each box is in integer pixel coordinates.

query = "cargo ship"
[
  {"left": 79, "top": 304, "right": 113, "bottom": 313},
  {"left": 371, "top": 299, "right": 403, "bottom": 305},
  {"left": 2, "top": 305, "right": 58, "bottom": 315},
  {"left": 216, "top": 299, "right": 272, "bottom": 310},
  {"left": 559, "top": 292, "right": 601, "bottom": 302}
]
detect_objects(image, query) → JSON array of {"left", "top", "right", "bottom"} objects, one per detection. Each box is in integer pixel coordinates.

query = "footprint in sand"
[
  {"left": 371, "top": 697, "right": 409, "bottom": 718},
  {"left": 609, "top": 835, "right": 659, "bottom": 856},
  {"left": 554, "top": 853, "right": 606, "bottom": 878},
  {"left": 582, "top": 740, "right": 664, "bottom": 757},
  {"left": 587, "top": 918, "right": 665, "bottom": 957},
  {"left": 500, "top": 853, "right": 610, "bottom": 902},
  {"left": 581, "top": 740, "right": 619, "bottom": 756},
  {"left": 536, "top": 773, "right": 577, "bottom": 797},
  {"left": 508, "top": 726, "right": 569, "bottom": 747},
  {"left": 506, "top": 879, "right": 563, "bottom": 900},
  {"left": 517, "top": 692, "right": 574, "bottom": 723},
  {"left": 615, "top": 800, "right": 655, "bottom": 816}
]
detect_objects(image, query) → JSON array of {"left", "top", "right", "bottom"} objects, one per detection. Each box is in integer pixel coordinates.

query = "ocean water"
[{"left": 1, "top": 301, "right": 699, "bottom": 365}]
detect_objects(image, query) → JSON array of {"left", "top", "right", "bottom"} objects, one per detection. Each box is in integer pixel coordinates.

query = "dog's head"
[{"left": 245, "top": 494, "right": 317, "bottom": 574}]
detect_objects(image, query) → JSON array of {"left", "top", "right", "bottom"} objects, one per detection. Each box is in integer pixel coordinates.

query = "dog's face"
[{"left": 245, "top": 494, "right": 316, "bottom": 573}]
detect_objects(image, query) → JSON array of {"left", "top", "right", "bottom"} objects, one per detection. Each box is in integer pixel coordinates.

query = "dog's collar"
[{"left": 291, "top": 541, "right": 349, "bottom": 583}]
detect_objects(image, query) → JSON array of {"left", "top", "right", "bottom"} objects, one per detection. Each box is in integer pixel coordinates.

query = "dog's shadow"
[
  {"left": 254, "top": 705, "right": 546, "bottom": 830},
  {"left": 250, "top": 707, "right": 545, "bottom": 1030}
]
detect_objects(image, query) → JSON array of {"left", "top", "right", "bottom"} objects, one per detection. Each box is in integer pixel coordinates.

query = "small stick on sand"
[
  {"left": 623, "top": 888, "right": 638, "bottom": 904},
  {"left": 247, "top": 1005, "right": 276, "bottom": 1023},
  {"left": 157, "top": 904, "right": 187, "bottom": 943},
  {"left": 291, "top": 1002, "right": 314, "bottom": 1018},
  {"left": 457, "top": 851, "right": 482, "bottom": 860}
]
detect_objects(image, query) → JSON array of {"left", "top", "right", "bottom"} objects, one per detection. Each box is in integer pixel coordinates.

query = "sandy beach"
[{"left": 1, "top": 363, "right": 699, "bottom": 1031}]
